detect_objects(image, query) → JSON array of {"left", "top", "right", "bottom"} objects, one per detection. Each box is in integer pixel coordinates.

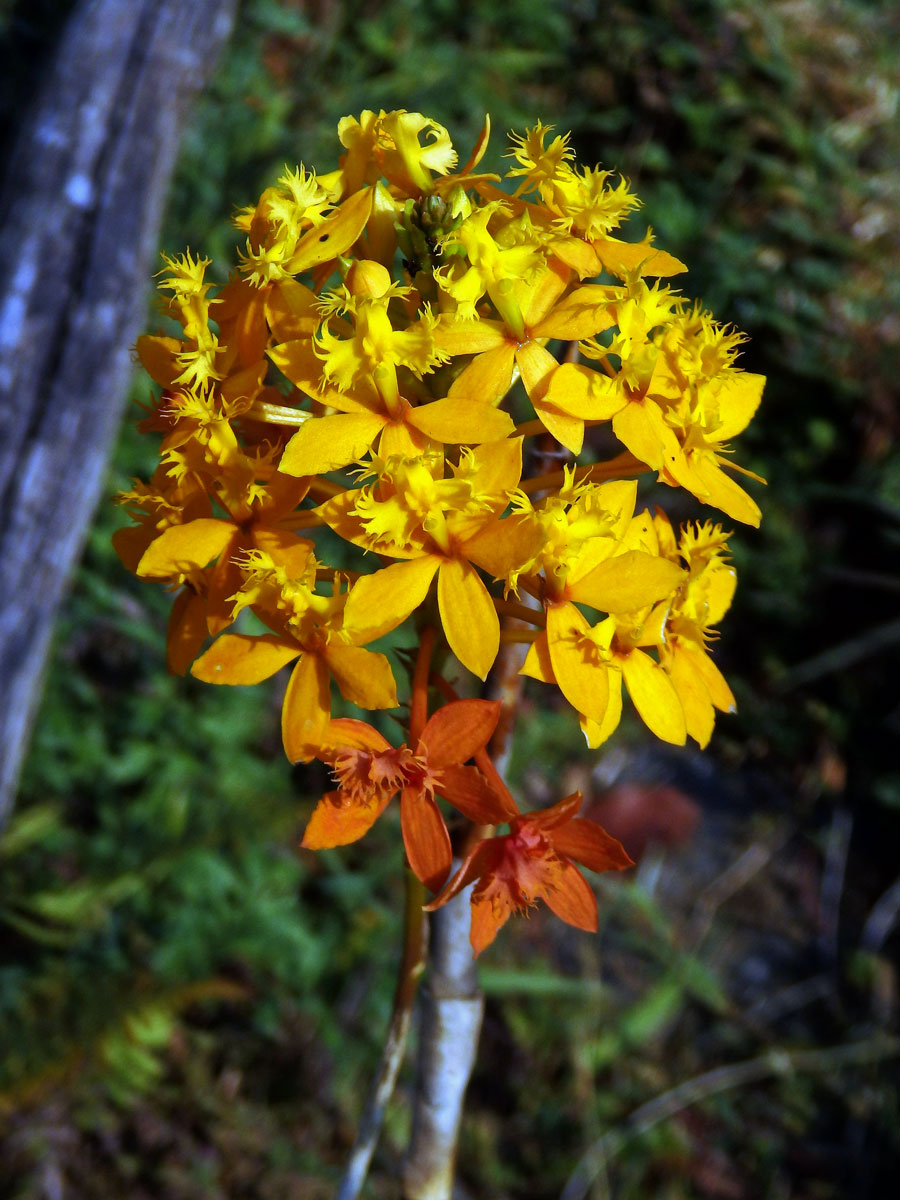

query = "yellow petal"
[
  {"left": 437, "top": 558, "right": 499, "bottom": 681},
  {"left": 567, "top": 550, "right": 683, "bottom": 613},
  {"left": 531, "top": 399, "right": 585, "bottom": 455},
  {"left": 544, "top": 362, "right": 624, "bottom": 420},
  {"left": 581, "top": 671, "right": 623, "bottom": 748},
  {"left": 447, "top": 344, "right": 516, "bottom": 404},
  {"left": 689, "top": 456, "right": 762, "bottom": 527},
  {"left": 468, "top": 436, "right": 523, "bottom": 497},
  {"left": 137, "top": 519, "right": 237, "bottom": 579},
  {"left": 192, "top": 634, "right": 300, "bottom": 685},
  {"left": 546, "top": 603, "right": 609, "bottom": 724},
  {"left": 279, "top": 411, "right": 385, "bottom": 476},
  {"left": 408, "top": 397, "right": 515, "bottom": 444},
  {"left": 285, "top": 187, "right": 373, "bottom": 275},
  {"left": 521, "top": 630, "right": 555, "bottom": 683},
  {"left": 343, "top": 556, "right": 441, "bottom": 643},
  {"left": 325, "top": 643, "right": 398, "bottom": 709},
  {"left": 665, "top": 647, "right": 715, "bottom": 748},
  {"left": 612, "top": 400, "right": 682, "bottom": 472},
  {"left": 533, "top": 286, "right": 618, "bottom": 340},
  {"left": 710, "top": 372, "right": 765, "bottom": 440},
  {"left": 282, "top": 651, "right": 331, "bottom": 762},
  {"left": 596, "top": 237, "right": 687, "bottom": 279},
  {"left": 380, "top": 419, "right": 427, "bottom": 459},
  {"left": 621, "top": 649, "right": 686, "bottom": 745},
  {"left": 515, "top": 340, "right": 558, "bottom": 404},
  {"left": 432, "top": 317, "right": 507, "bottom": 355}
]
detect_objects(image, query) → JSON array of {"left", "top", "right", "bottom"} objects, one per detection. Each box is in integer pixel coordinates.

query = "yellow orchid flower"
[{"left": 191, "top": 549, "right": 397, "bottom": 762}]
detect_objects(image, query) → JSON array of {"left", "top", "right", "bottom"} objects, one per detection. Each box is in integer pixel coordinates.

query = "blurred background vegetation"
[{"left": 2, "top": 0, "right": 899, "bottom": 1196}]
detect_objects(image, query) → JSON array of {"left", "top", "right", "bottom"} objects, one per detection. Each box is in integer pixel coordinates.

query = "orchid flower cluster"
[{"left": 115, "top": 111, "right": 763, "bottom": 954}]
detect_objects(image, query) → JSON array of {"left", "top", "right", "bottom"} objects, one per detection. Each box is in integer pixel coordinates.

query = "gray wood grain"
[{"left": 0, "top": 0, "right": 238, "bottom": 826}]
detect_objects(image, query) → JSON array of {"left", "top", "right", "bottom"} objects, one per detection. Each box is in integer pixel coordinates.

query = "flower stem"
[{"left": 337, "top": 869, "right": 428, "bottom": 1200}]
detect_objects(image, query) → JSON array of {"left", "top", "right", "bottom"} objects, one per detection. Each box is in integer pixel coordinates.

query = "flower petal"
[
  {"left": 408, "top": 397, "right": 515, "bottom": 444},
  {"left": 546, "top": 603, "right": 609, "bottom": 724},
  {"left": 137, "top": 519, "right": 237, "bottom": 579},
  {"left": 424, "top": 838, "right": 505, "bottom": 910},
  {"left": 343, "top": 556, "right": 441, "bottom": 643},
  {"left": 435, "top": 764, "right": 511, "bottom": 824},
  {"left": 316, "top": 718, "right": 392, "bottom": 758},
  {"left": 325, "top": 644, "right": 398, "bottom": 710},
  {"left": 401, "top": 789, "right": 452, "bottom": 892},
  {"left": 469, "top": 887, "right": 512, "bottom": 956},
  {"left": 282, "top": 651, "right": 331, "bottom": 762},
  {"left": 279, "top": 411, "right": 385, "bottom": 476},
  {"left": 541, "top": 859, "right": 598, "bottom": 932},
  {"left": 192, "top": 634, "right": 300, "bottom": 685},
  {"left": 567, "top": 550, "right": 683, "bottom": 614},
  {"left": 621, "top": 648, "right": 686, "bottom": 745},
  {"left": 286, "top": 186, "right": 373, "bottom": 275},
  {"left": 437, "top": 558, "right": 499, "bottom": 681},
  {"left": 548, "top": 818, "right": 634, "bottom": 874},
  {"left": 301, "top": 788, "right": 391, "bottom": 849},
  {"left": 166, "top": 588, "right": 209, "bottom": 676},
  {"left": 419, "top": 699, "right": 501, "bottom": 768}
]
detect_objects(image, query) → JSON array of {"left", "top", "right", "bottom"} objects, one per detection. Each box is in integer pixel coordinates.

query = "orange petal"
[
  {"left": 437, "top": 558, "right": 499, "bottom": 681},
  {"left": 548, "top": 818, "right": 634, "bottom": 874},
  {"left": 301, "top": 789, "right": 391, "bottom": 849},
  {"left": 282, "top": 651, "right": 331, "bottom": 763},
  {"left": 166, "top": 589, "right": 209, "bottom": 676},
  {"left": 419, "top": 699, "right": 501, "bottom": 768},
  {"left": 136, "top": 335, "right": 181, "bottom": 386},
  {"left": 137, "top": 519, "right": 237, "bottom": 579},
  {"left": 546, "top": 603, "right": 609, "bottom": 724},
  {"left": 325, "top": 644, "right": 398, "bottom": 710},
  {"left": 469, "top": 888, "right": 511, "bottom": 956},
  {"left": 343, "top": 556, "right": 441, "bottom": 643},
  {"left": 435, "top": 764, "right": 510, "bottom": 824},
  {"left": 541, "top": 859, "right": 598, "bottom": 932},
  {"left": 400, "top": 790, "right": 451, "bottom": 893},
  {"left": 316, "top": 718, "right": 392, "bottom": 758},
  {"left": 424, "top": 838, "right": 504, "bottom": 910},
  {"left": 192, "top": 633, "right": 300, "bottom": 685}
]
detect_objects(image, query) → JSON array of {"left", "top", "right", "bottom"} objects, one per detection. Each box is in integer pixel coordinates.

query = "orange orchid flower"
[
  {"left": 426, "top": 791, "right": 633, "bottom": 955},
  {"left": 302, "top": 699, "right": 511, "bottom": 891}
]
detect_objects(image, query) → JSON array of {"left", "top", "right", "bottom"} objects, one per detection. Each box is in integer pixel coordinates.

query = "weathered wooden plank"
[{"left": 0, "top": 0, "right": 238, "bottom": 826}]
